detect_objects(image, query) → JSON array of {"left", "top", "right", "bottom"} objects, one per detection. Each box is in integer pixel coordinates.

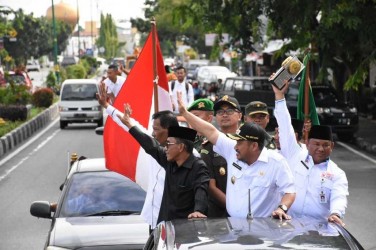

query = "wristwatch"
[{"left": 278, "top": 204, "right": 288, "bottom": 213}]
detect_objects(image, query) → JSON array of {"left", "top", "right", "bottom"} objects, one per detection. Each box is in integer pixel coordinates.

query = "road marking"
[
  {"left": 0, "top": 119, "right": 59, "bottom": 182},
  {"left": 337, "top": 141, "right": 376, "bottom": 165}
]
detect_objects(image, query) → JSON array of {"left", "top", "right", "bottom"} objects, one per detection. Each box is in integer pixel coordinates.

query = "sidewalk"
[{"left": 353, "top": 116, "right": 376, "bottom": 156}]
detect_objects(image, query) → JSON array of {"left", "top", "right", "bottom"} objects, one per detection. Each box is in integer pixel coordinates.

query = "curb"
[
  {"left": 354, "top": 137, "right": 376, "bottom": 155},
  {"left": 0, "top": 103, "right": 59, "bottom": 159}
]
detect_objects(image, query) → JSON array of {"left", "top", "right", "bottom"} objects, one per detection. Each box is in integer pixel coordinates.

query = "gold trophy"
[{"left": 269, "top": 56, "right": 305, "bottom": 90}]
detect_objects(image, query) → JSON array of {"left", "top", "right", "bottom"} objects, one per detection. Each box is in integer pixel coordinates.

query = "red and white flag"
[{"left": 103, "top": 29, "right": 171, "bottom": 190}]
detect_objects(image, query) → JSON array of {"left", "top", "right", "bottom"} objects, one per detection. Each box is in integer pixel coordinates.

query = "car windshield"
[
  {"left": 8, "top": 74, "right": 26, "bottom": 84},
  {"left": 59, "top": 171, "right": 146, "bottom": 217},
  {"left": 313, "top": 88, "right": 339, "bottom": 106},
  {"left": 61, "top": 84, "right": 98, "bottom": 101}
]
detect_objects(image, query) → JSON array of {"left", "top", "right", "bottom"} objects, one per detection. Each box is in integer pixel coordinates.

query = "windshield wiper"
[{"left": 85, "top": 210, "right": 140, "bottom": 217}]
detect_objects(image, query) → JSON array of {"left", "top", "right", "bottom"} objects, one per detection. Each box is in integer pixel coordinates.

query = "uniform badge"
[
  {"left": 231, "top": 176, "right": 235, "bottom": 184},
  {"left": 198, "top": 102, "right": 205, "bottom": 109},
  {"left": 219, "top": 167, "right": 226, "bottom": 176},
  {"left": 200, "top": 149, "right": 209, "bottom": 154}
]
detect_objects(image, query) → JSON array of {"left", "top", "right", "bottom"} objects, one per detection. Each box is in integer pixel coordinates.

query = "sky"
[{"left": 0, "top": 0, "right": 146, "bottom": 25}]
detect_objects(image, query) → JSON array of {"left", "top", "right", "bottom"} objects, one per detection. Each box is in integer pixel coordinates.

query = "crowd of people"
[{"left": 96, "top": 63, "right": 349, "bottom": 233}]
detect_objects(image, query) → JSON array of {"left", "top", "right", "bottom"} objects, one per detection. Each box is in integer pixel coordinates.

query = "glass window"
[{"left": 59, "top": 171, "right": 146, "bottom": 217}]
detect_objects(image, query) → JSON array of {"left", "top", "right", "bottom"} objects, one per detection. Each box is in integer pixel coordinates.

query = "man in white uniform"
[
  {"left": 177, "top": 93, "right": 296, "bottom": 219},
  {"left": 272, "top": 81, "right": 348, "bottom": 226},
  {"left": 102, "top": 64, "right": 126, "bottom": 103}
]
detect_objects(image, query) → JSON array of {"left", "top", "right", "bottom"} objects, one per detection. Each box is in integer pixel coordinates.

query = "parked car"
[
  {"left": 61, "top": 56, "right": 78, "bottom": 67},
  {"left": 30, "top": 157, "right": 149, "bottom": 250},
  {"left": 58, "top": 79, "right": 103, "bottom": 129},
  {"left": 196, "top": 66, "right": 237, "bottom": 85},
  {"left": 186, "top": 59, "right": 210, "bottom": 80},
  {"left": 1, "top": 70, "right": 34, "bottom": 92},
  {"left": 26, "top": 60, "right": 41, "bottom": 72},
  {"left": 285, "top": 82, "right": 359, "bottom": 141},
  {"left": 219, "top": 76, "right": 276, "bottom": 130},
  {"left": 145, "top": 217, "right": 364, "bottom": 250}
]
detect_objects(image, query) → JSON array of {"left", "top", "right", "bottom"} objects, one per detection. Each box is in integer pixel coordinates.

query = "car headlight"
[
  {"left": 316, "top": 107, "right": 331, "bottom": 114},
  {"left": 349, "top": 107, "right": 357, "bottom": 113},
  {"left": 59, "top": 106, "right": 69, "bottom": 111},
  {"left": 92, "top": 106, "right": 101, "bottom": 111}
]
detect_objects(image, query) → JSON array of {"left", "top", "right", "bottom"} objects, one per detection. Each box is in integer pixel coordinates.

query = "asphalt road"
[
  {"left": 0, "top": 117, "right": 375, "bottom": 249},
  {"left": 0, "top": 119, "right": 103, "bottom": 250}
]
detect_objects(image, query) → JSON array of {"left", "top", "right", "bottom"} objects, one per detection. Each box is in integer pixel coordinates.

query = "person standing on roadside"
[
  {"left": 169, "top": 65, "right": 194, "bottom": 113},
  {"left": 272, "top": 80, "right": 348, "bottom": 226},
  {"left": 102, "top": 64, "right": 126, "bottom": 104}
]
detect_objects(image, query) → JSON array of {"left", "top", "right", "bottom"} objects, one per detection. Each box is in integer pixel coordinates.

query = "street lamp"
[{"left": 51, "top": 0, "right": 60, "bottom": 83}]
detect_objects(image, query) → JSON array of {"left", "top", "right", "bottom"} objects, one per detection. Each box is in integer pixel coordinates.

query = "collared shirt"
[
  {"left": 274, "top": 98, "right": 348, "bottom": 219},
  {"left": 129, "top": 126, "right": 209, "bottom": 223},
  {"left": 201, "top": 140, "right": 228, "bottom": 217},
  {"left": 105, "top": 105, "right": 164, "bottom": 228},
  {"left": 169, "top": 79, "right": 194, "bottom": 112},
  {"left": 214, "top": 133, "right": 295, "bottom": 218},
  {"left": 103, "top": 75, "right": 126, "bottom": 97}
]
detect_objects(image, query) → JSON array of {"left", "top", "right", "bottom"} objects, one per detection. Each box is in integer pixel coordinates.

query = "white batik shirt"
[
  {"left": 274, "top": 98, "right": 348, "bottom": 219},
  {"left": 214, "top": 133, "right": 295, "bottom": 218}
]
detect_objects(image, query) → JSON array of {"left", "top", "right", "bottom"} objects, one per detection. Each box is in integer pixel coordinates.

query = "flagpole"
[
  {"left": 304, "top": 51, "right": 311, "bottom": 141},
  {"left": 151, "top": 17, "right": 159, "bottom": 113}
]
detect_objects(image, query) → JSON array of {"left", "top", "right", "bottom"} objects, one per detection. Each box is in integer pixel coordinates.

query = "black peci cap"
[
  {"left": 308, "top": 125, "right": 333, "bottom": 141},
  {"left": 168, "top": 126, "right": 197, "bottom": 142}
]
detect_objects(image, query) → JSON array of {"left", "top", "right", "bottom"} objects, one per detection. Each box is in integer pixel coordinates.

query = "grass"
[{"left": 0, "top": 107, "right": 46, "bottom": 137}]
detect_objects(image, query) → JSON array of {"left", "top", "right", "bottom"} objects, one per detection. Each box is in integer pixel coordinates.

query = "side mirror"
[
  {"left": 95, "top": 126, "right": 104, "bottom": 135},
  {"left": 30, "top": 201, "right": 52, "bottom": 219}
]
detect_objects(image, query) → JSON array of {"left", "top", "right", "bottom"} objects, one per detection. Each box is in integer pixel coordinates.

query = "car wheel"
[
  {"left": 337, "top": 132, "right": 354, "bottom": 142},
  {"left": 60, "top": 121, "right": 67, "bottom": 129},
  {"left": 97, "top": 117, "right": 104, "bottom": 127}
]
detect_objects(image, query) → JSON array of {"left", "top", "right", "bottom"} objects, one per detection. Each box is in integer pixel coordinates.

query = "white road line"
[
  {"left": 0, "top": 118, "right": 60, "bottom": 181},
  {"left": 336, "top": 141, "right": 376, "bottom": 165}
]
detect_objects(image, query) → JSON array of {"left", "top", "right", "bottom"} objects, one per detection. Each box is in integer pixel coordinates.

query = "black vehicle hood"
[
  {"left": 49, "top": 215, "right": 149, "bottom": 248},
  {"left": 153, "top": 217, "right": 362, "bottom": 250}
]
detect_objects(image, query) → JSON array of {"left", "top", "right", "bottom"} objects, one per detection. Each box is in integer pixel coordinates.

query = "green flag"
[{"left": 297, "top": 53, "right": 320, "bottom": 125}]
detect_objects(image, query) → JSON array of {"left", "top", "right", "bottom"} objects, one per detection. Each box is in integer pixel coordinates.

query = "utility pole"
[
  {"left": 51, "top": 0, "right": 60, "bottom": 83},
  {"left": 76, "top": 0, "right": 80, "bottom": 57}
]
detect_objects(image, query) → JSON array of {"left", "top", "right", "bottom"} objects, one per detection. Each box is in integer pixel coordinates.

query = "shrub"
[
  {"left": 32, "top": 88, "right": 54, "bottom": 108},
  {"left": 66, "top": 64, "right": 86, "bottom": 79},
  {"left": 0, "top": 104, "right": 28, "bottom": 121},
  {"left": 0, "top": 84, "right": 31, "bottom": 105}
]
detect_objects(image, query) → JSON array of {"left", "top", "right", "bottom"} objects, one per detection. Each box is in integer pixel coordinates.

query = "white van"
[{"left": 58, "top": 79, "right": 103, "bottom": 129}]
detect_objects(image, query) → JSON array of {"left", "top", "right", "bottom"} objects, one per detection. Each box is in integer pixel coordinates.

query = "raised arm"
[{"left": 177, "top": 92, "right": 220, "bottom": 145}]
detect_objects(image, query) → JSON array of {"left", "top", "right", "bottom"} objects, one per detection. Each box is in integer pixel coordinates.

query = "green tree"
[
  {"left": 0, "top": 8, "right": 71, "bottom": 64},
  {"left": 159, "top": 0, "right": 376, "bottom": 98},
  {"left": 96, "top": 13, "right": 119, "bottom": 59}
]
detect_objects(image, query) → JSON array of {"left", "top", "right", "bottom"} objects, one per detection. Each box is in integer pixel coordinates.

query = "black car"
[
  {"left": 219, "top": 76, "right": 277, "bottom": 130},
  {"left": 145, "top": 217, "right": 364, "bottom": 250},
  {"left": 285, "top": 82, "right": 359, "bottom": 141}
]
